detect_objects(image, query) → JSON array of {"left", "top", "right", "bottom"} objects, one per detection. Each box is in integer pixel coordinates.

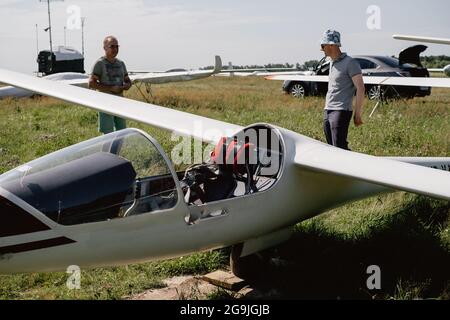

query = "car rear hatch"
[
  {"left": 399, "top": 45, "right": 427, "bottom": 67},
  {"left": 398, "top": 45, "right": 431, "bottom": 96},
  {"left": 399, "top": 45, "right": 429, "bottom": 77}
]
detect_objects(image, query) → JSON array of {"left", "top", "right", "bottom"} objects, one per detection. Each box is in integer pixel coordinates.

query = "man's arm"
[
  {"left": 122, "top": 74, "right": 132, "bottom": 90},
  {"left": 122, "top": 61, "right": 132, "bottom": 91},
  {"left": 352, "top": 74, "right": 365, "bottom": 126},
  {"left": 88, "top": 74, "right": 123, "bottom": 94}
]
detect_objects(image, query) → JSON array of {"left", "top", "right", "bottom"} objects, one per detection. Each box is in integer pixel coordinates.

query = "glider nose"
[
  {"left": 0, "top": 194, "right": 51, "bottom": 239},
  {"left": 444, "top": 64, "right": 450, "bottom": 77},
  {"left": 0, "top": 193, "right": 76, "bottom": 274}
]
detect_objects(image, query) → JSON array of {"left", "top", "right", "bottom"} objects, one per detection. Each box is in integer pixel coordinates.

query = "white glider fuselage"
[
  {"left": 1, "top": 125, "right": 448, "bottom": 274},
  {"left": 0, "top": 127, "right": 371, "bottom": 273}
]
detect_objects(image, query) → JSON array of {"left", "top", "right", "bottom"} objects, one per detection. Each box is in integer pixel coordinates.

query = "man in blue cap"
[{"left": 321, "top": 29, "right": 365, "bottom": 150}]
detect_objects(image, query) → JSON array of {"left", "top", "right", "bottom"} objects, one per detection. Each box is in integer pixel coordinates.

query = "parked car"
[{"left": 283, "top": 45, "right": 431, "bottom": 100}]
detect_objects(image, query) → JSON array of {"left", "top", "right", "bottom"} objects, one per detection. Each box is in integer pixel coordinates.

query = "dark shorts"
[{"left": 323, "top": 110, "right": 353, "bottom": 150}]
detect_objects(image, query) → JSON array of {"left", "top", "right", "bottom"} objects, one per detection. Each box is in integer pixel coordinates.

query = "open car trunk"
[{"left": 399, "top": 45, "right": 427, "bottom": 67}]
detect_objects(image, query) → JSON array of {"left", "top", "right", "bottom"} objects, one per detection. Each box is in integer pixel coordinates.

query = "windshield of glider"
[{"left": 0, "top": 129, "right": 178, "bottom": 225}]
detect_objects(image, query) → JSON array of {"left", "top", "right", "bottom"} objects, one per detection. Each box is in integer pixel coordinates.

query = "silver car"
[{"left": 283, "top": 45, "right": 431, "bottom": 99}]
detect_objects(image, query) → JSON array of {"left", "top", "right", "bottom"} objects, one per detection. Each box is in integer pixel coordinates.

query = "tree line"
[
  {"left": 202, "top": 55, "right": 450, "bottom": 70},
  {"left": 420, "top": 55, "right": 450, "bottom": 68}
]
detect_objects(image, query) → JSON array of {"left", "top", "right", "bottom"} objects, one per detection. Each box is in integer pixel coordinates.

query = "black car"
[{"left": 283, "top": 45, "right": 431, "bottom": 100}]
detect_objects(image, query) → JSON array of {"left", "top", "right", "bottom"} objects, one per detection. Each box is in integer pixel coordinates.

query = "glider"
[
  {"left": 217, "top": 70, "right": 308, "bottom": 77},
  {"left": 0, "top": 56, "right": 222, "bottom": 99},
  {"left": 217, "top": 66, "right": 303, "bottom": 77},
  {"left": 0, "top": 68, "right": 448, "bottom": 276},
  {"left": 129, "top": 55, "right": 222, "bottom": 84},
  {"left": 265, "top": 74, "right": 450, "bottom": 88}
]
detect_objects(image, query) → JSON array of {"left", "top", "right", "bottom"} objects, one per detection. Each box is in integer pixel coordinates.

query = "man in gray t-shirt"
[
  {"left": 88, "top": 36, "right": 132, "bottom": 134},
  {"left": 320, "top": 30, "right": 365, "bottom": 150}
]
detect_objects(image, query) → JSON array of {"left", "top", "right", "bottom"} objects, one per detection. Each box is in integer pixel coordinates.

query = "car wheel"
[
  {"left": 289, "top": 83, "right": 307, "bottom": 98},
  {"left": 367, "top": 85, "right": 385, "bottom": 100}
]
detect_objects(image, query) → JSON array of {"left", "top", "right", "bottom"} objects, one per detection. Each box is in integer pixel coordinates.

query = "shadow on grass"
[{"left": 238, "top": 197, "right": 450, "bottom": 300}]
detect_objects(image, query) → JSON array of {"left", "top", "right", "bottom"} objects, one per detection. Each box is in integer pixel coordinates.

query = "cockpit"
[
  {"left": 0, "top": 125, "right": 284, "bottom": 226},
  {"left": 180, "top": 124, "right": 284, "bottom": 206},
  {"left": 0, "top": 129, "right": 178, "bottom": 225}
]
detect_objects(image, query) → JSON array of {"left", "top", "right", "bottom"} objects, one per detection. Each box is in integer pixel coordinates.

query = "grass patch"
[
  {"left": 239, "top": 194, "right": 449, "bottom": 299},
  {"left": 0, "top": 251, "right": 228, "bottom": 299}
]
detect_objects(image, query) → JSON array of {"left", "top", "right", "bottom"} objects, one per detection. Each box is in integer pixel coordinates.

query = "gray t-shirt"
[
  {"left": 325, "top": 53, "right": 362, "bottom": 111},
  {"left": 91, "top": 57, "right": 128, "bottom": 95}
]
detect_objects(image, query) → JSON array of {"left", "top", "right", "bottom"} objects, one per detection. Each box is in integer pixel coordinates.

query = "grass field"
[{"left": 0, "top": 76, "right": 449, "bottom": 299}]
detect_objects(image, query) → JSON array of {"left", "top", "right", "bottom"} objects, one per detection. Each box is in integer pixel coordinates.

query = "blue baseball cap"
[{"left": 320, "top": 29, "right": 341, "bottom": 47}]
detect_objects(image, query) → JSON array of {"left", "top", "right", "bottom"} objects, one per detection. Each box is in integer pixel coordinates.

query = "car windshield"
[{"left": 376, "top": 56, "right": 399, "bottom": 68}]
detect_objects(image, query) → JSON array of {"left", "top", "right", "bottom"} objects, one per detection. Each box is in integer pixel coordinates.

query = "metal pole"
[
  {"left": 35, "top": 24, "right": 39, "bottom": 56},
  {"left": 46, "top": 0, "right": 53, "bottom": 54},
  {"left": 81, "top": 17, "right": 85, "bottom": 57}
]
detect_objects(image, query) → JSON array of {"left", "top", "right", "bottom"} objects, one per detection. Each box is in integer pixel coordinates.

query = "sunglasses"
[{"left": 107, "top": 44, "right": 120, "bottom": 49}]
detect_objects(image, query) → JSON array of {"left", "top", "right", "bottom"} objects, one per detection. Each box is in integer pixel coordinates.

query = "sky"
[{"left": 0, "top": 0, "right": 449, "bottom": 74}]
